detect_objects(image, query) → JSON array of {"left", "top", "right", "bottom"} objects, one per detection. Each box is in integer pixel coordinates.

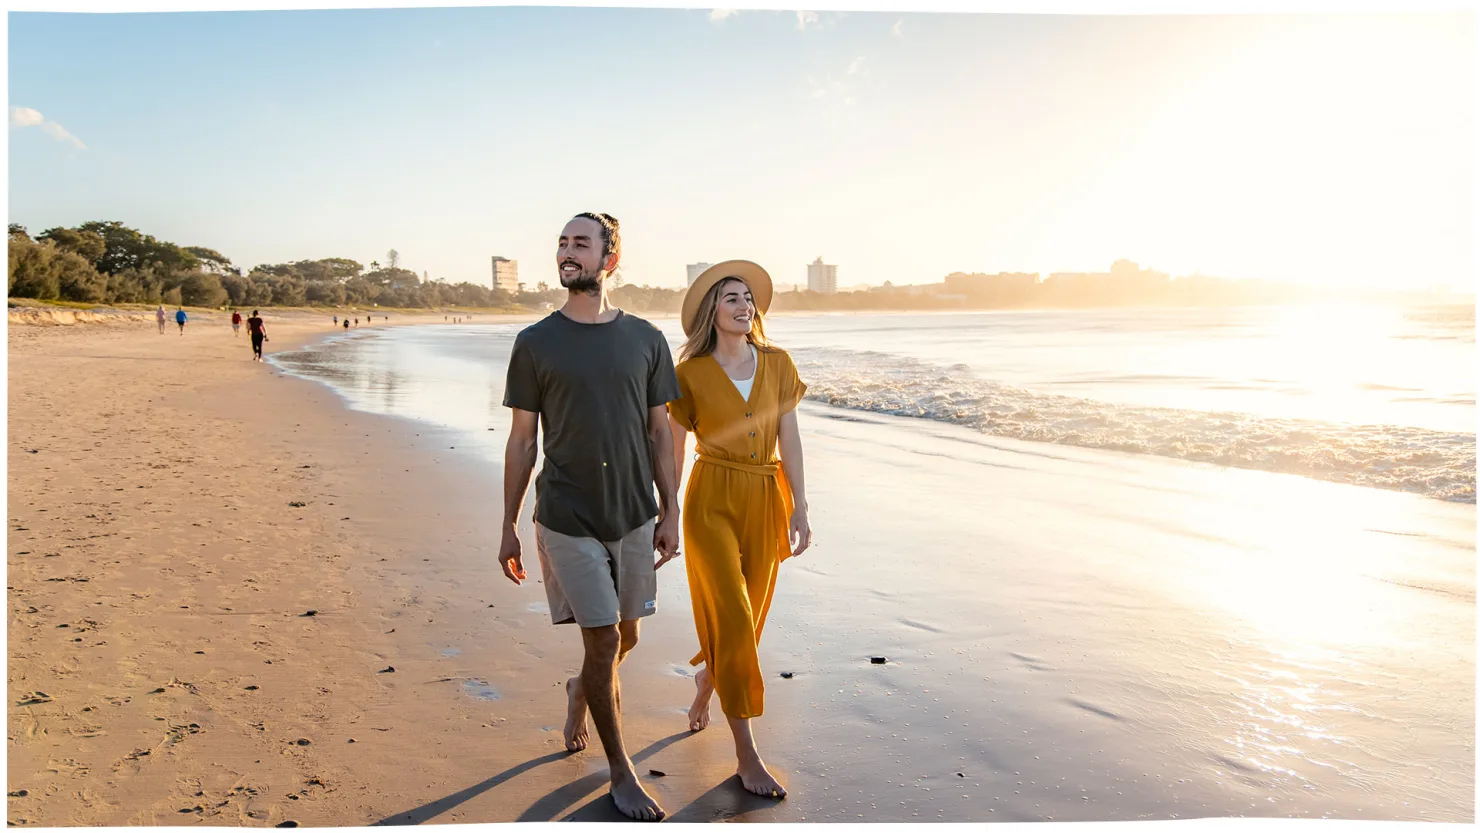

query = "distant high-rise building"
[
  {"left": 491, "top": 257, "right": 519, "bottom": 293},
  {"left": 807, "top": 257, "right": 838, "bottom": 294},
  {"left": 686, "top": 262, "right": 713, "bottom": 287}
]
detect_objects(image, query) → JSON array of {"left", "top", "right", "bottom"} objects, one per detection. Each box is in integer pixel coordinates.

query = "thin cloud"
[
  {"left": 9, "top": 107, "right": 44, "bottom": 128},
  {"left": 892, "top": 18, "right": 904, "bottom": 38},
  {"left": 809, "top": 75, "right": 848, "bottom": 101},
  {"left": 796, "top": 10, "right": 819, "bottom": 31},
  {"left": 848, "top": 56, "right": 866, "bottom": 75},
  {"left": 709, "top": 8, "right": 738, "bottom": 22},
  {"left": 9, "top": 106, "right": 85, "bottom": 149}
]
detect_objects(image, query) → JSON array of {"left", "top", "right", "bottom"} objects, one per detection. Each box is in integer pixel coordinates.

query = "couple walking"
[{"left": 499, "top": 213, "right": 811, "bottom": 821}]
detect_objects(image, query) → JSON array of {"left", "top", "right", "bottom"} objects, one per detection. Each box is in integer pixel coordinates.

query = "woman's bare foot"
[
  {"left": 564, "top": 676, "right": 589, "bottom": 752},
  {"left": 609, "top": 767, "right": 666, "bottom": 821},
  {"left": 736, "top": 754, "right": 787, "bottom": 799},
  {"left": 688, "top": 666, "right": 715, "bottom": 732}
]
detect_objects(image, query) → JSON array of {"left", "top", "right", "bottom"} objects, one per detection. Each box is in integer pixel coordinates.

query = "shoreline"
[{"left": 7, "top": 313, "right": 1474, "bottom": 824}]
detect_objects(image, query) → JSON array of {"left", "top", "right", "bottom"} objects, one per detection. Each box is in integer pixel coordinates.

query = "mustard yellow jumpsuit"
[{"left": 667, "top": 347, "right": 807, "bottom": 720}]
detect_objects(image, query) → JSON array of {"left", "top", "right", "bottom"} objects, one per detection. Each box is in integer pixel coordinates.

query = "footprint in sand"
[{"left": 46, "top": 758, "right": 90, "bottom": 777}]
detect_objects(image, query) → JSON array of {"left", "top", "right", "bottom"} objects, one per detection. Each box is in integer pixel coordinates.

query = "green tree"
[
  {"left": 305, "top": 280, "right": 346, "bottom": 306},
  {"left": 107, "top": 267, "right": 164, "bottom": 304},
  {"left": 185, "top": 246, "right": 234, "bottom": 276},
  {"left": 178, "top": 272, "right": 229, "bottom": 307},
  {"left": 6, "top": 237, "right": 105, "bottom": 302},
  {"left": 244, "top": 280, "right": 273, "bottom": 307},
  {"left": 255, "top": 273, "right": 306, "bottom": 306},
  {"left": 220, "top": 273, "right": 253, "bottom": 306},
  {"left": 293, "top": 258, "right": 361, "bottom": 283},
  {"left": 56, "top": 252, "right": 108, "bottom": 303},
  {"left": 78, "top": 220, "right": 200, "bottom": 275},
  {"left": 345, "top": 275, "right": 381, "bottom": 305},
  {"left": 39, "top": 227, "right": 107, "bottom": 267},
  {"left": 8, "top": 236, "right": 61, "bottom": 299},
  {"left": 9, "top": 223, "right": 30, "bottom": 240}
]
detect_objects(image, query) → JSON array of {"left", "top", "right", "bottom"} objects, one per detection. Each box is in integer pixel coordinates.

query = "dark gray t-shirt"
[{"left": 503, "top": 309, "right": 680, "bottom": 541}]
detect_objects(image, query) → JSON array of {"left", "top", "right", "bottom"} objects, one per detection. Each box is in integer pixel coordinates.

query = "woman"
[{"left": 667, "top": 261, "right": 812, "bottom": 799}]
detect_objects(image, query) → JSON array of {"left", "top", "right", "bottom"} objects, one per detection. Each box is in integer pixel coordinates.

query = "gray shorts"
[{"left": 534, "top": 519, "right": 658, "bottom": 628}]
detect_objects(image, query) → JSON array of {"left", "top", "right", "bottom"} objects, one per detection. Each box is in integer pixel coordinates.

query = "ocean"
[{"left": 275, "top": 303, "right": 1475, "bottom": 504}]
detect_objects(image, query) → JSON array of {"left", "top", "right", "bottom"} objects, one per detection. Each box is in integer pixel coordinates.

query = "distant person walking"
[
  {"left": 333, "top": 315, "right": 339, "bottom": 325},
  {"left": 231, "top": 309, "right": 243, "bottom": 337},
  {"left": 247, "top": 310, "right": 268, "bottom": 362},
  {"left": 175, "top": 307, "right": 187, "bottom": 335},
  {"left": 156, "top": 305, "right": 167, "bottom": 335},
  {"left": 343, "top": 319, "right": 349, "bottom": 330}
]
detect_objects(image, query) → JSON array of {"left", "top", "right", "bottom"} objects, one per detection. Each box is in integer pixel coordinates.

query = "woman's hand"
[{"left": 789, "top": 507, "right": 812, "bottom": 557}]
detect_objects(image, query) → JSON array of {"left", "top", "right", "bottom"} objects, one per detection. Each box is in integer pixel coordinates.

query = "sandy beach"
[
  {"left": 8, "top": 310, "right": 843, "bottom": 826},
  {"left": 7, "top": 310, "right": 1474, "bottom": 825}
]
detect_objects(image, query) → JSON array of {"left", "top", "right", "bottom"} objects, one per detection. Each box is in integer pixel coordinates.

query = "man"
[
  {"left": 175, "top": 307, "right": 187, "bottom": 335},
  {"left": 231, "top": 308, "right": 243, "bottom": 337},
  {"left": 500, "top": 212, "right": 680, "bottom": 822},
  {"left": 156, "top": 305, "right": 167, "bottom": 335},
  {"left": 246, "top": 310, "right": 268, "bottom": 362}
]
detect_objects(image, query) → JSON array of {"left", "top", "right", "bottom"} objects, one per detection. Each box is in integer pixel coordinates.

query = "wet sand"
[{"left": 7, "top": 311, "right": 1474, "bottom": 824}]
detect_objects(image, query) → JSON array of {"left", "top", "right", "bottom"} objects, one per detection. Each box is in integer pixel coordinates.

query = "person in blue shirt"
[{"left": 175, "top": 307, "right": 187, "bottom": 335}]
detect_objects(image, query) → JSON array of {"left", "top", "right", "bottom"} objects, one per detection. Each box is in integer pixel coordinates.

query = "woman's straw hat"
[{"left": 681, "top": 260, "right": 774, "bottom": 336}]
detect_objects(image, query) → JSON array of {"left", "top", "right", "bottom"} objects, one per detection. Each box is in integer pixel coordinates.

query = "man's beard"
[{"left": 559, "top": 262, "right": 602, "bottom": 294}]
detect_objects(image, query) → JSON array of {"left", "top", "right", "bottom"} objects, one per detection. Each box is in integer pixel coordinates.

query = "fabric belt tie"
[{"left": 695, "top": 454, "right": 778, "bottom": 476}]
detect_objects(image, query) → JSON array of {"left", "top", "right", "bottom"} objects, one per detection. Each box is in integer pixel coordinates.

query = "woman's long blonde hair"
[{"left": 679, "top": 276, "right": 775, "bottom": 362}]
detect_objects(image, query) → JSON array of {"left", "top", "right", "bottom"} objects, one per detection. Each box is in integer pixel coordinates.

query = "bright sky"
[{"left": 8, "top": 1, "right": 1476, "bottom": 292}]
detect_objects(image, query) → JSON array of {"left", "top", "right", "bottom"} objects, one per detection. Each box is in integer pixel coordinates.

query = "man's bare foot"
[
  {"left": 737, "top": 755, "right": 786, "bottom": 799},
  {"left": 564, "top": 676, "right": 589, "bottom": 752},
  {"left": 688, "top": 666, "right": 715, "bottom": 732},
  {"left": 609, "top": 769, "right": 666, "bottom": 821}
]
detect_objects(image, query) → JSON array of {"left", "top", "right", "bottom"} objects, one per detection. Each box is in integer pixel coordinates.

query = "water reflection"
[{"left": 272, "top": 326, "right": 521, "bottom": 463}]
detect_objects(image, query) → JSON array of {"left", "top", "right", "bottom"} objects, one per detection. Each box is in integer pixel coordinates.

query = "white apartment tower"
[
  {"left": 490, "top": 257, "right": 519, "bottom": 293},
  {"left": 807, "top": 257, "right": 838, "bottom": 293},
  {"left": 686, "top": 262, "right": 714, "bottom": 287}
]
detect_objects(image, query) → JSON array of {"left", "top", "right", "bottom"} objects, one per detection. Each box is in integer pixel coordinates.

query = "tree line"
[
  {"left": 6, "top": 221, "right": 540, "bottom": 310},
  {"left": 11, "top": 219, "right": 1328, "bottom": 316}
]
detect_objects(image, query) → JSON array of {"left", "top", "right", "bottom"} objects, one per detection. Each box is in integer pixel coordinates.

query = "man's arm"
[
  {"left": 648, "top": 405, "right": 680, "bottom": 566},
  {"left": 499, "top": 408, "right": 539, "bottom": 584}
]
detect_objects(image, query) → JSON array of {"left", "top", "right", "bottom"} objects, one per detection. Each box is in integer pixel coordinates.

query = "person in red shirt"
[
  {"left": 231, "top": 309, "right": 243, "bottom": 337},
  {"left": 246, "top": 310, "right": 268, "bottom": 362}
]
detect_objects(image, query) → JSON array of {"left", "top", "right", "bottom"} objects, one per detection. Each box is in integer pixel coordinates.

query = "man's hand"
[
  {"left": 500, "top": 526, "right": 527, "bottom": 584},
  {"left": 789, "top": 507, "right": 812, "bottom": 557},
  {"left": 653, "top": 512, "right": 680, "bottom": 569}
]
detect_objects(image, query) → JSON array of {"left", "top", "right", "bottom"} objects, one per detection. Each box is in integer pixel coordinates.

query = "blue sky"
[{"left": 8, "top": 2, "right": 1476, "bottom": 291}]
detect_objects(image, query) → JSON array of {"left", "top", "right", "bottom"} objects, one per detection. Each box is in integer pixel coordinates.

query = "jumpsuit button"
[
  {"left": 745, "top": 412, "right": 752, "bottom": 418},
  {"left": 750, "top": 453, "right": 757, "bottom": 459},
  {"left": 749, "top": 431, "right": 755, "bottom": 437}
]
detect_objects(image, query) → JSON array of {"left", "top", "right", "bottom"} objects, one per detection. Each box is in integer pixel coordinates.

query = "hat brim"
[{"left": 681, "top": 261, "right": 774, "bottom": 337}]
